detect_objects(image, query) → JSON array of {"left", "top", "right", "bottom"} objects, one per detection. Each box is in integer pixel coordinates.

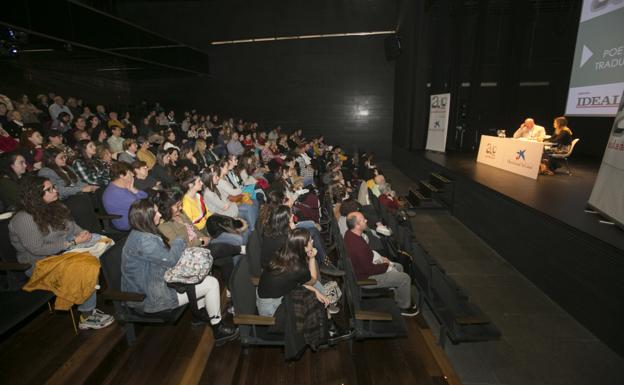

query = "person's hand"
[
  {"left": 74, "top": 231, "right": 92, "bottom": 244},
  {"left": 314, "top": 290, "right": 331, "bottom": 307},
  {"left": 82, "top": 185, "right": 99, "bottom": 193},
  {"left": 306, "top": 247, "right": 318, "bottom": 260},
  {"left": 223, "top": 203, "right": 231, "bottom": 210},
  {"left": 380, "top": 256, "right": 391, "bottom": 265}
]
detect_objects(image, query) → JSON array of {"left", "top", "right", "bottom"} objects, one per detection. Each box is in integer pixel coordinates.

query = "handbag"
[
  {"left": 322, "top": 280, "right": 342, "bottom": 305},
  {"left": 164, "top": 247, "right": 213, "bottom": 285},
  {"left": 228, "top": 194, "right": 244, "bottom": 203}
]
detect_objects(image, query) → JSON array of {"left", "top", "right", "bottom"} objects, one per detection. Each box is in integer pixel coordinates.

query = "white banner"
[
  {"left": 588, "top": 90, "right": 624, "bottom": 226},
  {"left": 476, "top": 136, "right": 544, "bottom": 180},
  {"left": 426, "top": 93, "right": 451, "bottom": 152}
]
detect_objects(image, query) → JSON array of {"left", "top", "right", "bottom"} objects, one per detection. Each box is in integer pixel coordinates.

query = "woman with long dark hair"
[
  {"left": 0, "top": 152, "right": 28, "bottom": 209},
  {"left": 73, "top": 140, "right": 110, "bottom": 186},
  {"left": 202, "top": 164, "right": 239, "bottom": 218},
  {"left": 38, "top": 147, "right": 99, "bottom": 199},
  {"left": 216, "top": 157, "right": 259, "bottom": 231},
  {"left": 8, "top": 175, "right": 114, "bottom": 330},
  {"left": 19, "top": 129, "right": 44, "bottom": 171},
  {"left": 178, "top": 169, "right": 210, "bottom": 231},
  {"left": 149, "top": 149, "right": 176, "bottom": 187},
  {"left": 121, "top": 199, "right": 237, "bottom": 344},
  {"left": 256, "top": 228, "right": 330, "bottom": 317}
]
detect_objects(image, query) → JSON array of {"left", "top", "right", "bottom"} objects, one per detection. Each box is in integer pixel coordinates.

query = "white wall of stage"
[{"left": 476, "top": 136, "right": 545, "bottom": 180}]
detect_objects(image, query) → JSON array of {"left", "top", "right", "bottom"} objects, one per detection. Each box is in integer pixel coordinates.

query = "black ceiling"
[{"left": 1, "top": 0, "right": 210, "bottom": 79}]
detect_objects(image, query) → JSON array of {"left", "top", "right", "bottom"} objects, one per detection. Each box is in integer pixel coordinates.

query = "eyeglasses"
[{"left": 43, "top": 185, "right": 57, "bottom": 193}]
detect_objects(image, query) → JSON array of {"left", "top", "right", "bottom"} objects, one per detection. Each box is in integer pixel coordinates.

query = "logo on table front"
[
  {"left": 485, "top": 143, "right": 497, "bottom": 159},
  {"left": 507, "top": 148, "right": 533, "bottom": 169},
  {"left": 515, "top": 149, "right": 526, "bottom": 161}
]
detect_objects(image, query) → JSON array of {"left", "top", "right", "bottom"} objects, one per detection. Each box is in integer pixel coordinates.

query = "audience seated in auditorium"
[
  {"left": 136, "top": 136, "right": 156, "bottom": 169},
  {"left": 117, "top": 138, "right": 138, "bottom": 164},
  {"left": 38, "top": 147, "right": 98, "bottom": 200},
  {"left": 121, "top": 199, "right": 238, "bottom": 344},
  {"left": 102, "top": 162, "right": 147, "bottom": 231},
  {"left": 8, "top": 175, "right": 115, "bottom": 330},
  {"left": 0, "top": 152, "right": 28, "bottom": 210},
  {"left": 202, "top": 164, "right": 239, "bottom": 218},
  {"left": 19, "top": 129, "right": 44, "bottom": 171},
  {"left": 344, "top": 211, "right": 418, "bottom": 316},
  {"left": 131, "top": 160, "right": 160, "bottom": 192},
  {"left": 73, "top": 140, "right": 111, "bottom": 187},
  {"left": 179, "top": 170, "right": 210, "bottom": 231}
]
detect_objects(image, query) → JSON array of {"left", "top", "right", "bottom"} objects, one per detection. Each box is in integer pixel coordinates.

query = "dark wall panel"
[{"left": 206, "top": 37, "right": 395, "bottom": 158}]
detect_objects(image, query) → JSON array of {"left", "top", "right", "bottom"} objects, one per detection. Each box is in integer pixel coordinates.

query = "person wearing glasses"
[
  {"left": 38, "top": 147, "right": 98, "bottom": 200},
  {"left": 8, "top": 175, "right": 115, "bottom": 330}
]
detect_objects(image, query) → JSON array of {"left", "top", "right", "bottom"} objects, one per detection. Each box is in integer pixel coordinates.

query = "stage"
[
  {"left": 392, "top": 146, "right": 624, "bottom": 357},
  {"left": 420, "top": 150, "right": 624, "bottom": 251}
]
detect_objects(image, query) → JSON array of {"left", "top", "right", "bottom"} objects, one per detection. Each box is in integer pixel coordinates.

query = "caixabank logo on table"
[{"left": 506, "top": 148, "right": 534, "bottom": 169}]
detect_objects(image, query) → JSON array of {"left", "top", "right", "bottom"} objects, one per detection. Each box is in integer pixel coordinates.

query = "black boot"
[{"left": 211, "top": 322, "right": 239, "bottom": 346}]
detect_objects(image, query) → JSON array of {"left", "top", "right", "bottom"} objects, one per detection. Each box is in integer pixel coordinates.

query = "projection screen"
[{"left": 565, "top": 0, "right": 624, "bottom": 117}]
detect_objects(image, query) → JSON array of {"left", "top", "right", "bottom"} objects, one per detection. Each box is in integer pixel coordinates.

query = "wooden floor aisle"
[{"left": 200, "top": 316, "right": 460, "bottom": 385}]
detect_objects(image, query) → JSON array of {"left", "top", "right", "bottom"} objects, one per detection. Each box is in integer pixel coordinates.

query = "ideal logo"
[
  {"left": 576, "top": 94, "right": 621, "bottom": 108},
  {"left": 515, "top": 149, "right": 526, "bottom": 161}
]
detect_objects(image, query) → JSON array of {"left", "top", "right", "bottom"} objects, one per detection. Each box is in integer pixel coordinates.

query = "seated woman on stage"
[
  {"left": 540, "top": 116, "right": 574, "bottom": 175},
  {"left": 121, "top": 199, "right": 238, "bottom": 344}
]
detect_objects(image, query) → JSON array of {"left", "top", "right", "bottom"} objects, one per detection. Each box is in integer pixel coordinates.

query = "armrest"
[
  {"left": 355, "top": 310, "right": 392, "bottom": 321},
  {"left": 357, "top": 278, "right": 377, "bottom": 286},
  {"left": 455, "top": 314, "right": 490, "bottom": 326},
  {"left": 100, "top": 289, "right": 146, "bottom": 302},
  {"left": 250, "top": 276, "right": 260, "bottom": 286},
  {"left": 0, "top": 262, "right": 31, "bottom": 271},
  {"left": 96, "top": 213, "right": 122, "bottom": 220},
  {"left": 233, "top": 313, "right": 275, "bottom": 326}
]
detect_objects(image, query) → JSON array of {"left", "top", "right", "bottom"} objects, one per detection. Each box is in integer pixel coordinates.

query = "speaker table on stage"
[{"left": 476, "top": 136, "right": 545, "bottom": 180}]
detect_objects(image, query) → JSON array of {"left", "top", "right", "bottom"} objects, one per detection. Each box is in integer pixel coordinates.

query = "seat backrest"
[
  {"left": 100, "top": 235, "right": 128, "bottom": 292},
  {"left": 247, "top": 229, "right": 263, "bottom": 278},
  {"left": 568, "top": 138, "right": 580, "bottom": 155},
  {"left": 0, "top": 218, "right": 18, "bottom": 264},
  {"left": 63, "top": 193, "right": 102, "bottom": 233},
  {"left": 229, "top": 254, "right": 258, "bottom": 315}
]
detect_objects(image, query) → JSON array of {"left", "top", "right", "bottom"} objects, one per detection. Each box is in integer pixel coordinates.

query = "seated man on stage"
[{"left": 513, "top": 118, "right": 546, "bottom": 141}]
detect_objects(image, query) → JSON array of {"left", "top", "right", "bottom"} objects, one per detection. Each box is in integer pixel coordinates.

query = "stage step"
[
  {"left": 419, "top": 180, "right": 441, "bottom": 197},
  {"left": 429, "top": 173, "right": 452, "bottom": 189}
]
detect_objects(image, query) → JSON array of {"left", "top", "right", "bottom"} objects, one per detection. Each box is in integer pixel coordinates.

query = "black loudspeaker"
[{"left": 384, "top": 34, "right": 401, "bottom": 61}]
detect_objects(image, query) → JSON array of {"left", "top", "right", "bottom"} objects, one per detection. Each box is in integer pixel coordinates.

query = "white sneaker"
[{"left": 78, "top": 309, "right": 115, "bottom": 330}]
